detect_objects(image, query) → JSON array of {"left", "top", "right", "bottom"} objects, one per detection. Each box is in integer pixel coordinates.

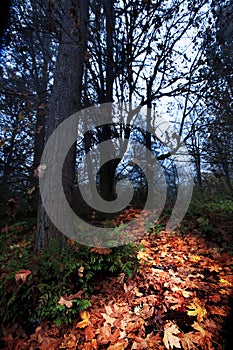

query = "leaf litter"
[{"left": 1, "top": 210, "right": 233, "bottom": 349}]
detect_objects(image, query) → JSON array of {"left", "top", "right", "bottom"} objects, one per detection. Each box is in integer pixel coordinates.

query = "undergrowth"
[
  {"left": 180, "top": 189, "right": 233, "bottom": 254},
  {"left": 1, "top": 189, "right": 233, "bottom": 333},
  {"left": 0, "top": 224, "right": 139, "bottom": 329}
]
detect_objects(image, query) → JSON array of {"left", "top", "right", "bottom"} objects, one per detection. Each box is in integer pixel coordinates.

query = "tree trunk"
[
  {"left": 35, "top": 0, "right": 89, "bottom": 250},
  {"left": 98, "top": 0, "right": 118, "bottom": 204}
]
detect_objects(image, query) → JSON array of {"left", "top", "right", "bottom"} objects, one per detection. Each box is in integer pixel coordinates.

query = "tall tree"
[
  {"left": 81, "top": 0, "right": 212, "bottom": 204},
  {"left": 0, "top": 0, "right": 11, "bottom": 52},
  {"left": 0, "top": 0, "right": 56, "bottom": 210},
  {"left": 202, "top": 0, "right": 233, "bottom": 194},
  {"left": 35, "top": 0, "right": 89, "bottom": 250}
]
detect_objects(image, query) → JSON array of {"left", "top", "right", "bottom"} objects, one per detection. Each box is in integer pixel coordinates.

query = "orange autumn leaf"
[
  {"left": 209, "top": 265, "right": 222, "bottom": 272},
  {"left": 107, "top": 339, "right": 126, "bottom": 350},
  {"left": 187, "top": 298, "right": 207, "bottom": 322},
  {"left": 207, "top": 305, "right": 228, "bottom": 317},
  {"left": 191, "top": 321, "right": 206, "bottom": 337},
  {"left": 15, "top": 269, "right": 31, "bottom": 283},
  {"left": 208, "top": 294, "right": 221, "bottom": 303},
  {"left": 83, "top": 325, "right": 95, "bottom": 342},
  {"left": 60, "top": 333, "right": 77, "bottom": 349},
  {"left": 83, "top": 339, "right": 98, "bottom": 350},
  {"left": 219, "top": 278, "right": 232, "bottom": 287},
  {"left": 76, "top": 311, "right": 91, "bottom": 328},
  {"left": 90, "top": 247, "right": 111, "bottom": 255},
  {"left": 180, "top": 331, "right": 201, "bottom": 350}
]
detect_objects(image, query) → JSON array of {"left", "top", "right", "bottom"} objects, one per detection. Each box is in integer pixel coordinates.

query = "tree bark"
[
  {"left": 35, "top": 0, "right": 89, "bottom": 250},
  {"left": 97, "top": 0, "right": 120, "bottom": 204}
]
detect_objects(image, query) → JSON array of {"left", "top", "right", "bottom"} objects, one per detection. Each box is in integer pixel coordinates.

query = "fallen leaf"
[
  {"left": 181, "top": 290, "right": 193, "bottom": 298},
  {"left": 90, "top": 247, "right": 111, "bottom": 254},
  {"left": 76, "top": 311, "right": 91, "bottom": 328},
  {"left": 187, "top": 298, "right": 207, "bottom": 322},
  {"left": 180, "top": 332, "right": 198, "bottom": 350},
  {"left": 15, "top": 269, "right": 31, "bottom": 283},
  {"left": 189, "top": 255, "right": 201, "bottom": 262},
  {"left": 57, "top": 296, "right": 73, "bottom": 309},
  {"left": 78, "top": 266, "right": 84, "bottom": 277},
  {"left": 101, "top": 312, "right": 116, "bottom": 327},
  {"left": 107, "top": 339, "right": 125, "bottom": 350},
  {"left": 163, "top": 321, "right": 181, "bottom": 349},
  {"left": 137, "top": 249, "right": 151, "bottom": 262},
  {"left": 191, "top": 321, "right": 206, "bottom": 337},
  {"left": 97, "top": 324, "right": 111, "bottom": 345},
  {"left": 219, "top": 278, "right": 232, "bottom": 287},
  {"left": 84, "top": 325, "right": 95, "bottom": 341},
  {"left": 207, "top": 305, "right": 228, "bottom": 316}
]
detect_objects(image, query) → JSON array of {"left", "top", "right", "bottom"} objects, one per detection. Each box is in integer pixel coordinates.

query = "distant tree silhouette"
[{"left": 0, "top": 0, "right": 11, "bottom": 52}]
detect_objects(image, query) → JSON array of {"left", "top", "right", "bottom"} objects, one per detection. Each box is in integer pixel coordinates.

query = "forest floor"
[{"left": 1, "top": 205, "right": 233, "bottom": 350}]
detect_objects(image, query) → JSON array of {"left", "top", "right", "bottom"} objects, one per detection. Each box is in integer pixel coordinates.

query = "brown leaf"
[
  {"left": 84, "top": 325, "right": 95, "bottom": 341},
  {"left": 83, "top": 339, "right": 98, "bottom": 350},
  {"left": 191, "top": 322, "right": 206, "bottom": 337},
  {"left": 90, "top": 247, "right": 111, "bottom": 254},
  {"left": 0, "top": 139, "right": 5, "bottom": 147},
  {"left": 57, "top": 296, "right": 73, "bottom": 309},
  {"left": 107, "top": 339, "right": 126, "bottom": 350},
  {"left": 101, "top": 312, "right": 116, "bottom": 327},
  {"left": 180, "top": 332, "right": 198, "bottom": 350},
  {"left": 207, "top": 305, "right": 228, "bottom": 317},
  {"left": 60, "top": 333, "right": 77, "bottom": 349},
  {"left": 15, "top": 269, "right": 31, "bottom": 283},
  {"left": 97, "top": 324, "right": 111, "bottom": 345}
]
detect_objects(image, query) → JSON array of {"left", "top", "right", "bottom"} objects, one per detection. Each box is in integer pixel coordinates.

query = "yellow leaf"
[
  {"left": 187, "top": 298, "right": 207, "bottom": 322},
  {"left": 76, "top": 311, "right": 91, "bottom": 328},
  {"left": 137, "top": 249, "right": 150, "bottom": 262},
  {"left": 0, "top": 140, "right": 5, "bottom": 147},
  {"left": 219, "top": 278, "right": 232, "bottom": 287},
  {"left": 189, "top": 255, "right": 201, "bottom": 262},
  {"left": 182, "top": 290, "right": 193, "bottom": 298}
]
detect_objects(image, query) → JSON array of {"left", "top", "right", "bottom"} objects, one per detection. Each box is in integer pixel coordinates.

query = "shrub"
[{"left": 0, "top": 223, "right": 139, "bottom": 328}]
